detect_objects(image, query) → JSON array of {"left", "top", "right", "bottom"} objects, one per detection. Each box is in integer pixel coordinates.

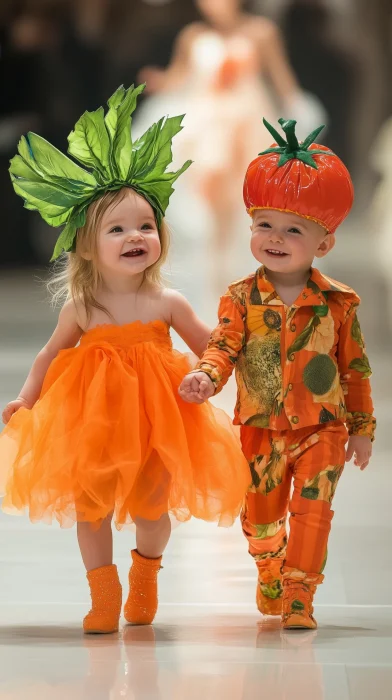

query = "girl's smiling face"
[
  {"left": 250, "top": 209, "right": 335, "bottom": 273},
  {"left": 95, "top": 189, "right": 161, "bottom": 278}
]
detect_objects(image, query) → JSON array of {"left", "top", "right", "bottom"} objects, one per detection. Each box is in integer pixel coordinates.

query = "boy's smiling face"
[{"left": 250, "top": 209, "right": 335, "bottom": 274}]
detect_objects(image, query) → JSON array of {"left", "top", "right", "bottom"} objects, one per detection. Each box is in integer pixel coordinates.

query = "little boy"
[{"left": 179, "top": 118, "right": 376, "bottom": 630}]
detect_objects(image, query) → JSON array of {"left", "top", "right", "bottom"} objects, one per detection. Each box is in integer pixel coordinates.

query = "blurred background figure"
[
  {"left": 0, "top": 0, "right": 108, "bottom": 263},
  {"left": 1, "top": 0, "right": 390, "bottom": 295},
  {"left": 281, "top": 0, "right": 358, "bottom": 168},
  {"left": 136, "top": 0, "right": 326, "bottom": 295},
  {"left": 369, "top": 115, "right": 392, "bottom": 334}
]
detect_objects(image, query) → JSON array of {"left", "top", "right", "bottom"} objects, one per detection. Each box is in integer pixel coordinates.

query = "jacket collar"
[{"left": 254, "top": 266, "right": 357, "bottom": 307}]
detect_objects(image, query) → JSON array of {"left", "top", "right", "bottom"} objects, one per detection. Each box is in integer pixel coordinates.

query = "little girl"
[{"left": 0, "top": 84, "right": 250, "bottom": 634}]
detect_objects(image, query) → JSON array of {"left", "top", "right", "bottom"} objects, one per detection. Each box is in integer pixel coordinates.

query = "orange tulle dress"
[{"left": 0, "top": 320, "right": 250, "bottom": 528}]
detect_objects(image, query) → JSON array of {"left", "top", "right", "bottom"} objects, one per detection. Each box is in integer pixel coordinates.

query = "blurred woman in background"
[{"left": 137, "top": 0, "right": 325, "bottom": 293}]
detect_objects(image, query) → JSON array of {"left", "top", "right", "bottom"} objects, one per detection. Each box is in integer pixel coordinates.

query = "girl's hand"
[
  {"left": 2, "top": 397, "right": 32, "bottom": 425},
  {"left": 345, "top": 435, "right": 372, "bottom": 471},
  {"left": 179, "top": 372, "right": 215, "bottom": 404}
]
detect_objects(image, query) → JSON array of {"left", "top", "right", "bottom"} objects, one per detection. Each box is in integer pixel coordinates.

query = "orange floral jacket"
[{"left": 196, "top": 267, "right": 376, "bottom": 439}]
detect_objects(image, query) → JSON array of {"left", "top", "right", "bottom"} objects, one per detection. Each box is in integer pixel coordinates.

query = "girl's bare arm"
[
  {"left": 165, "top": 290, "right": 211, "bottom": 358},
  {"left": 2, "top": 301, "right": 82, "bottom": 423}
]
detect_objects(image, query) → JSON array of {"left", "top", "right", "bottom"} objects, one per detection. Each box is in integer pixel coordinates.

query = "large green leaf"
[
  {"left": 10, "top": 153, "right": 91, "bottom": 225},
  {"left": 131, "top": 120, "right": 164, "bottom": 180},
  {"left": 105, "top": 86, "right": 130, "bottom": 176},
  {"left": 132, "top": 119, "right": 162, "bottom": 164},
  {"left": 11, "top": 156, "right": 91, "bottom": 201},
  {"left": 144, "top": 116, "right": 183, "bottom": 168},
  {"left": 16, "top": 179, "right": 90, "bottom": 209},
  {"left": 68, "top": 108, "right": 111, "bottom": 179},
  {"left": 51, "top": 207, "right": 87, "bottom": 260},
  {"left": 142, "top": 162, "right": 192, "bottom": 186},
  {"left": 112, "top": 83, "right": 145, "bottom": 180},
  {"left": 16, "top": 134, "right": 35, "bottom": 166},
  {"left": 51, "top": 221, "right": 77, "bottom": 261},
  {"left": 133, "top": 115, "right": 186, "bottom": 181},
  {"left": 10, "top": 154, "right": 47, "bottom": 184},
  {"left": 38, "top": 208, "right": 73, "bottom": 227},
  {"left": 13, "top": 137, "right": 96, "bottom": 217},
  {"left": 104, "top": 85, "right": 126, "bottom": 141},
  {"left": 11, "top": 176, "right": 73, "bottom": 219},
  {"left": 26, "top": 133, "right": 98, "bottom": 188}
]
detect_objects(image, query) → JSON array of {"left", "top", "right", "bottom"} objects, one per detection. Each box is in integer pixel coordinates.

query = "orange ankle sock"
[
  {"left": 83, "top": 564, "right": 122, "bottom": 634},
  {"left": 124, "top": 550, "right": 162, "bottom": 625}
]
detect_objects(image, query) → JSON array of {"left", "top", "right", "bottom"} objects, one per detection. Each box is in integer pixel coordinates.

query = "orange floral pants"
[{"left": 240, "top": 421, "right": 348, "bottom": 585}]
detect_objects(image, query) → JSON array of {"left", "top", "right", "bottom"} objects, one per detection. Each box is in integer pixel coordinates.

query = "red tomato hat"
[{"left": 243, "top": 118, "right": 354, "bottom": 233}]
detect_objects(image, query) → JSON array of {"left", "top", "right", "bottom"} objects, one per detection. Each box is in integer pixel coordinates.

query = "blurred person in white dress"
[{"left": 135, "top": 0, "right": 326, "bottom": 304}]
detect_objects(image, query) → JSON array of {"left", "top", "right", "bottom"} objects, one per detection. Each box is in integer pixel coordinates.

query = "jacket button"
[
  {"left": 291, "top": 416, "right": 299, "bottom": 424},
  {"left": 290, "top": 324, "right": 296, "bottom": 332},
  {"left": 289, "top": 354, "right": 295, "bottom": 362},
  {"left": 288, "top": 383, "right": 293, "bottom": 391},
  {"left": 302, "top": 293, "right": 307, "bottom": 299}
]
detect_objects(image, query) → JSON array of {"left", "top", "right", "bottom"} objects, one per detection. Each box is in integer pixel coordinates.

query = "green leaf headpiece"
[{"left": 10, "top": 84, "right": 192, "bottom": 260}]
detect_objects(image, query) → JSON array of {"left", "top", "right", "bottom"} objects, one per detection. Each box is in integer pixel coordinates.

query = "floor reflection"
[{"left": 2, "top": 611, "right": 386, "bottom": 700}]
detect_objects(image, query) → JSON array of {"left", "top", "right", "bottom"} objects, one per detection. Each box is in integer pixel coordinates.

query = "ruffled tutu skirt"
[{"left": 0, "top": 321, "right": 250, "bottom": 528}]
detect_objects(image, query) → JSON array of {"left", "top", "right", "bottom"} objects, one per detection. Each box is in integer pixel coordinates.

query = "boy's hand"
[
  {"left": 179, "top": 372, "right": 215, "bottom": 404},
  {"left": 345, "top": 435, "right": 372, "bottom": 470},
  {"left": 2, "top": 397, "right": 31, "bottom": 425}
]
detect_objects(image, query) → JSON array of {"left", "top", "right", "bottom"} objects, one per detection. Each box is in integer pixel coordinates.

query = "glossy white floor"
[{"left": 0, "top": 248, "right": 391, "bottom": 699}]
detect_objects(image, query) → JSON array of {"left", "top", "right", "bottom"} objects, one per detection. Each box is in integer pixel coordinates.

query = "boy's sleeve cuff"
[
  {"left": 192, "top": 363, "right": 222, "bottom": 390},
  {"left": 346, "top": 412, "right": 376, "bottom": 441}
]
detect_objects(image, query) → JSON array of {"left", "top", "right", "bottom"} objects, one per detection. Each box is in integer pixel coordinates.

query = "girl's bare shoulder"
[
  {"left": 160, "top": 288, "right": 195, "bottom": 321},
  {"left": 61, "top": 298, "right": 87, "bottom": 331}
]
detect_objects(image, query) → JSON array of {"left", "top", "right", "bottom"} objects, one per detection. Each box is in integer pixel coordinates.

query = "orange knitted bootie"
[
  {"left": 282, "top": 580, "right": 317, "bottom": 630},
  {"left": 124, "top": 550, "right": 162, "bottom": 625},
  {"left": 83, "top": 564, "right": 122, "bottom": 634}
]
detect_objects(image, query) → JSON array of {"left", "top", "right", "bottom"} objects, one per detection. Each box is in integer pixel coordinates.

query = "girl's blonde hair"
[{"left": 48, "top": 187, "right": 171, "bottom": 318}]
